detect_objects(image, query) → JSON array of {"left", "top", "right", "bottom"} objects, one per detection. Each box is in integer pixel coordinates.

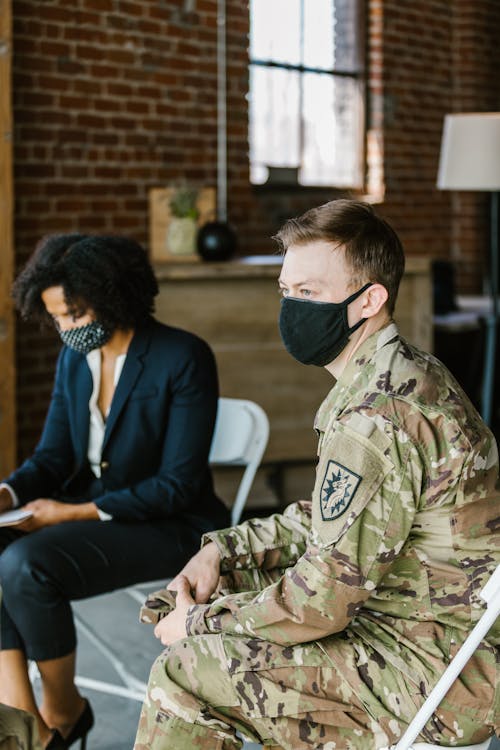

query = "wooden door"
[{"left": 0, "top": 0, "right": 16, "bottom": 475}]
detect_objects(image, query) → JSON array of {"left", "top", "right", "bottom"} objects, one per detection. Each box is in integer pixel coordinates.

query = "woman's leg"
[
  {"left": 0, "top": 531, "right": 49, "bottom": 739},
  {"left": 0, "top": 517, "right": 201, "bottom": 738},
  {"left": 0, "top": 650, "right": 82, "bottom": 747},
  {"left": 37, "top": 651, "right": 86, "bottom": 739},
  {"left": 0, "top": 650, "right": 38, "bottom": 716}
]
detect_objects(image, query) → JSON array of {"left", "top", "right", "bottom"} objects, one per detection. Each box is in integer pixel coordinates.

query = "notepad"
[{"left": 0, "top": 509, "right": 33, "bottom": 527}]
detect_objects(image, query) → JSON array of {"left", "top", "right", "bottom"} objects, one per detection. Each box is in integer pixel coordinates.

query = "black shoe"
[
  {"left": 45, "top": 730, "right": 68, "bottom": 750},
  {"left": 64, "top": 699, "right": 94, "bottom": 750}
]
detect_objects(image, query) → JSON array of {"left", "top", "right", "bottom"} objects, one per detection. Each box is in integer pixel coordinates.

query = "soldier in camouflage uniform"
[
  {"left": 0, "top": 704, "right": 42, "bottom": 750},
  {"left": 135, "top": 200, "right": 499, "bottom": 750}
]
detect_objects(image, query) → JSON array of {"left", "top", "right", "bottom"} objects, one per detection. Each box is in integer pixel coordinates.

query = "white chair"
[
  {"left": 72, "top": 397, "right": 270, "bottom": 701},
  {"left": 209, "top": 397, "right": 270, "bottom": 526}
]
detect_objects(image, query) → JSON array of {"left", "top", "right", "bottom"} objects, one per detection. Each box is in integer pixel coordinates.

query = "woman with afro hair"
[{"left": 0, "top": 234, "right": 229, "bottom": 748}]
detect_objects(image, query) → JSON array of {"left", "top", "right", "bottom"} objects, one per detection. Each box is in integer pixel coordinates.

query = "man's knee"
[{"left": 146, "top": 636, "right": 237, "bottom": 720}]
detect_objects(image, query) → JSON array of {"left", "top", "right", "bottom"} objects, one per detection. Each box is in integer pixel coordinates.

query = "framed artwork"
[{"left": 149, "top": 186, "right": 216, "bottom": 263}]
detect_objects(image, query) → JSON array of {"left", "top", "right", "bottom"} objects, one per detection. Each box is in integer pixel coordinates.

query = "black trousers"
[{"left": 0, "top": 516, "right": 205, "bottom": 661}]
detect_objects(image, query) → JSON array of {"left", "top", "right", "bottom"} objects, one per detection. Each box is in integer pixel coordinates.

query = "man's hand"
[
  {"left": 167, "top": 542, "right": 221, "bottom": 603},
  {"left": 17, "top": 499, "right": 99, "bottom": 532},
  {"left": 0, "top": 487, "right": 14, "bottom": 514},
  {"left": 154, "top": 576, "right": 194, "bottom": 646}
]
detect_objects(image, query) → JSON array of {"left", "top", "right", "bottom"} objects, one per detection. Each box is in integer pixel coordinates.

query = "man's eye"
[
  {"left": 301, "top": 289, "right": 313, "bottom": 298},
  {"left": 279, "top": 288, "right": 289, "bottom": 297}
]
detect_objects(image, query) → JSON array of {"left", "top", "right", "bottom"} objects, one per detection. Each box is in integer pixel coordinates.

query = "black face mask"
[
  {"left": 279, "top": 283, "right": 373, "bottom": 366},
  {"left": 58, "top": 321, "right": 112, "bottom": 354}
]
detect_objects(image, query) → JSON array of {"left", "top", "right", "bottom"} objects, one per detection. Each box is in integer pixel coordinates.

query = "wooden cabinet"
[{"left": 154, "top": 257, "right": 432, "bottom": 469}]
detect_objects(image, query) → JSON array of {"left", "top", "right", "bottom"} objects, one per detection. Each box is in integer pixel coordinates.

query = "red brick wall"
[
  {"left": 447, "top": 0, "right": 500, "bottom": 292},
  {"left": 12, "top": 0, "right": 500, "bottom": 459},
  {"left": 375, "top": 0, "right": 499, "bottom": 294}
]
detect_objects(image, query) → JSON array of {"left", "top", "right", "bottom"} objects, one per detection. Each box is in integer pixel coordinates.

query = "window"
[{"left": 249, "top": 0, "right": 365, "bottom": 188}]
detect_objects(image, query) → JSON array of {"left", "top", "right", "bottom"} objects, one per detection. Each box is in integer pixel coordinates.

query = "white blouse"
[
  {"left": 86, "top": 350, "right": 127, "bottom": 521},
  {"left": 86, "top": 349, "right": 127, "bottom": 478}
]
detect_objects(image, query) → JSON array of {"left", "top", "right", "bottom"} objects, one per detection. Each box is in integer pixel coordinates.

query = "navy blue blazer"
[{"left": 6, "top": 319, "right": 228, "bottom": 526}]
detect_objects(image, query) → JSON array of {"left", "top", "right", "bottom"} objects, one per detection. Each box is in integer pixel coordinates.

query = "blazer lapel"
[
  {"left": 102, "top": 324, "right": 152, "bottom": 451},
  {"left": 73, "top": 355, "right": 93, "bottom": 465}
]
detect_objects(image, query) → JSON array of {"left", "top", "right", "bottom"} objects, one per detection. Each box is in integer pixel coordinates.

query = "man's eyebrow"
[{"left": 278, "top": 278, "right": 319, "bottom": 286}]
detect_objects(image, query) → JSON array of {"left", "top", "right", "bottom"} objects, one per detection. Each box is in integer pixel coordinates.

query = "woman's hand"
[
  {"left": 17, "top": 499, "right": 99, "bottom": 532},
  {"left": 167, "top": 542, "right": 221, "bottom": 603},
  {"left": 154, "top": 576, "right": 194, "bottom": 646}
]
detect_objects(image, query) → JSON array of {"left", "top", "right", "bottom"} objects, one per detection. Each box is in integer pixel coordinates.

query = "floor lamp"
[{"left": 437, "top": 112, "right": 500, "bottom": 426}]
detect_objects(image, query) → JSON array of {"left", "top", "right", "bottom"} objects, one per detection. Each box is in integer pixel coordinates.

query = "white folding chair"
[
  {"left": 72, "top": 397, "right": 270, "bottom": 701},
  {"left": 209, "top": 397, "right": 270, "bottom": 526}
]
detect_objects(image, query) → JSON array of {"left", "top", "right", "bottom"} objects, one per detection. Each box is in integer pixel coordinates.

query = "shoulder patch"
[{"left": 320, "top": 459, "right": 362, "bottom": 521}]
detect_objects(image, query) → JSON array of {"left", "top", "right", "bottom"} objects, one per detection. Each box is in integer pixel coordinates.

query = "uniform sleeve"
[
  {"left": 201, "top": 500, "right": 312, "bottom": 572},
  {"left": 187, "top": 421, "right": 421, "bottom": 644}
]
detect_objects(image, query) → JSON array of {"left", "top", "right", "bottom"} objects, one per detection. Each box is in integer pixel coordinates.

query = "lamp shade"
[{"left": 437, "top": 113, "right": 500, "bottom": 191}]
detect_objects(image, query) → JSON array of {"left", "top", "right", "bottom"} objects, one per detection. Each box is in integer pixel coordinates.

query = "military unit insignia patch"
[{"left": 320, "top": 460, "right": 362, "bottom": 521}]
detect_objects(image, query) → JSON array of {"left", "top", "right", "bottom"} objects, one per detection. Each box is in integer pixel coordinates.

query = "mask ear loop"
[
  {"left": 343, "top": 281, "right": 374, "bottom": 307},
  {"left": 342, "top": 282, "right": 374, "bottom": 333}
]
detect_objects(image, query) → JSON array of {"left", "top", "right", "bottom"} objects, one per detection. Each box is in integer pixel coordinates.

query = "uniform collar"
[{"left": 314, "top": 321, "right": 399, "bottom": 433}]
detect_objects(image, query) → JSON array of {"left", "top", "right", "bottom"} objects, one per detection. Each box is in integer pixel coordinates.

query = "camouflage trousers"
[
  {"left": 134, "top": 568, "right": 497, "bottom": 750},
  {"left": 134, "top": 630, "right": 395, "bottom": 750},
  {"left": 0, "top": 704, "right": 42, "bottom": 750},
  {"left": 135, "top": 568, "right": 398, "bottom": 750}
]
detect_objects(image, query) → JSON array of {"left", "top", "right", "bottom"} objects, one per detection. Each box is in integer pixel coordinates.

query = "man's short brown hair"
[{"left": 273, "top": 199, "right": 405, "bottom": 315}]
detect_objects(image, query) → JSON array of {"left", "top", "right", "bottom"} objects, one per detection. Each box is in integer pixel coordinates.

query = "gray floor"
[{"left": 31, "top": 586, "right": 498, "bottom": 750}]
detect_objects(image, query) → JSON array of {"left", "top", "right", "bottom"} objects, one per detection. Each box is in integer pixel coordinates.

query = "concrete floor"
[{"left": 31, "top": 585, "right": 498, "bottom": 750}]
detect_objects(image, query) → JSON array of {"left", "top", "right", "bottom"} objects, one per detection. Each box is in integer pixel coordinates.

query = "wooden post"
[{"left": 0, "top": 0, "right": 16, "bottom": 475}]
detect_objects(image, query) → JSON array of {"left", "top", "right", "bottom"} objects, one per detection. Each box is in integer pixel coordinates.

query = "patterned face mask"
[{"left": 57, "top": 321, "right": 111, "bottom": 354}]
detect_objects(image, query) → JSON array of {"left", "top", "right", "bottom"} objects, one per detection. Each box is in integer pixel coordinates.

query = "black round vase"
[{"left": 197, "top": 221, "right": 237, "bottom": 261}]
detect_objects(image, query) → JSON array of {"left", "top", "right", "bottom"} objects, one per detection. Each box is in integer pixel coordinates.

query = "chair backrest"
[
  {"left": 388, "top": 564, "right": 500, "bottom": 750},
  {"left": 209, "top": 397, "right": 270, "bottom": 525}
]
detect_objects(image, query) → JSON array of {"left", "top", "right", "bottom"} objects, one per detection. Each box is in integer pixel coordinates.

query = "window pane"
[
  {"left": 250, "top": 0, "right": 301, "bottom": 65},
  {"left": 303, "top": 0, "right": 334, "bottom": 70},
  {"left": 332, "top": 0, "right": 362, "bottom": 72},
  {"left": 249, "top": 65, "right": 301, "bottom": 185},
  {"left": 300, "top": 72, "right": 363, "bottom": 187}
]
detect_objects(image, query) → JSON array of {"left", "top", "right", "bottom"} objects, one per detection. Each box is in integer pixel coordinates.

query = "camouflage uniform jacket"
[{"left": 186, "top": 323, "right": 500, "bottom": 726}]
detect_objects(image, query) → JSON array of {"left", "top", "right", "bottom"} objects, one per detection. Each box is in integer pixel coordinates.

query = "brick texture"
[{"left": 12, "top": 0, "right": 500, "bottom": 459}]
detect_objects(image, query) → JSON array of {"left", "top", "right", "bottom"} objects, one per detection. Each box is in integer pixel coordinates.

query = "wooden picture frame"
[{"left": 149, "top": 186, "right": 216, "bottom": 263}]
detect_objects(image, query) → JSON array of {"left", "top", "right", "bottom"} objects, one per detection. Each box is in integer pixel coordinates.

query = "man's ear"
[{"left": 361, "top": 283, "right": 388, "bottom": 318}]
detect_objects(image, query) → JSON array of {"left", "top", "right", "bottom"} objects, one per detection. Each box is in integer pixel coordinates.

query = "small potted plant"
[{"left": 166, "top": 187, "right": 199, "bottom": 257}]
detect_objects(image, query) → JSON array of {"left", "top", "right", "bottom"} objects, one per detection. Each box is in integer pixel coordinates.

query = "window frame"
[{"left": 248, "top": 0, "right": 366, "bottom": 190}]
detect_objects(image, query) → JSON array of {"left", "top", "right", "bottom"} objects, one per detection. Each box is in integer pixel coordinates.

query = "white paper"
[{"left": 0, "top": 509, "right": 33, "bottom": 527}]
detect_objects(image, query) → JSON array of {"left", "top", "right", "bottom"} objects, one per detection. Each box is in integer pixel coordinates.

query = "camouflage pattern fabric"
[
  {"left": 136, "top": 323, "right": 500, "bottom": 749},
  {"left": 0, "top": 704, "right": 42, "bottom": 750},
  {"left": 140, "top": 588, "right": 177, "bottom": 625}
]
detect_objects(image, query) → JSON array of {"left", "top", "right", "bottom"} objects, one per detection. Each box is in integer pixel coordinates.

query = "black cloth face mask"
[
  {"left": 279, "top": 282, "right": 373, "bottom": 366},
  {"left": 57, "top": 321, "right": 112, "bottom": 354}
]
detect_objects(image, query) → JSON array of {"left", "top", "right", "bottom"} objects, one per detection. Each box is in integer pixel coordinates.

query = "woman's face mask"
[
  {"left": 41, "top": 286, "right": 112, "bottom": 354},
  {"left": 57, "top": 320, "right": 112, "bottom": 354},
  {"left": 279, "top": 283, "right": 372, "bottom": 367}
]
